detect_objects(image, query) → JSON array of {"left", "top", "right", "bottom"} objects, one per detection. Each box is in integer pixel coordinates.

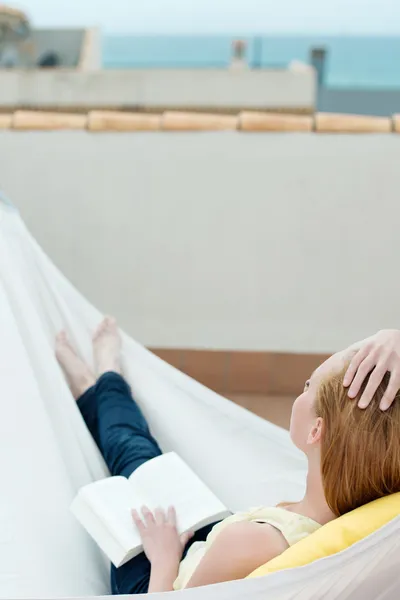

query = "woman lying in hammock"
[{"left": 56, "top": 318, "right": 400, "bottom": 595}]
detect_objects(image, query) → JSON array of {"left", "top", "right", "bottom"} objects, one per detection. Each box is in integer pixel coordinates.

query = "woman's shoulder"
[
  {"left": 219, "top": 519, "right": 290, "bottom": 552},
  {"left": 184, "top": 520, "right": 289, "bottom": 588},
  {"left": 208, "top": 506, "right": 321, "bottom": 550},
  {"left": 236, "top": 506, "right": 322, "bottom": 546}
]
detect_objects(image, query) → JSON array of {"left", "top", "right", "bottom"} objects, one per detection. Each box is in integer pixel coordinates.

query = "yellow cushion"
[{"left": 247, "top": 493, "right": 400, "bottom": 578}]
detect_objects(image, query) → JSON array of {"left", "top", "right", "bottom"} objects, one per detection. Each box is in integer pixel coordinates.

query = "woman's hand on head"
[
  {"left": 132, "top": 505, "right": 193, "bottom": 566},
  {"left": 343, "top": 329, "right": 400, "bottom": 410}
]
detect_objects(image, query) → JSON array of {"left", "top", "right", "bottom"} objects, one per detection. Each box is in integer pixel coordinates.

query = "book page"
[
  {"left": 79, "top": 476, "right": 143, "bottom": 553},
  {"left": 128, "top": 453, "right": 230, "bottom": 534}
]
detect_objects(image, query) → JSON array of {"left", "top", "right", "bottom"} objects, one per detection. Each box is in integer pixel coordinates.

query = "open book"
[{"left": 71, "top": 452, "right": 230, "bottom": 567}]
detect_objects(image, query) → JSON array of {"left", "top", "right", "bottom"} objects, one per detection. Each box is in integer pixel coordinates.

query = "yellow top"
[{"left": 173, "top": 507, "right": 321, "bottom": 590}]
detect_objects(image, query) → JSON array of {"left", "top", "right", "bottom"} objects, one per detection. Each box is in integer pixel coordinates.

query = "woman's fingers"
[
  {"left": 154, "top": 507, "right": 166, "bottom": 524},
  {"left": 141, "top": 505, "right": 155, "bottom": 526},
  {"left": 167, "top": 505, "right": 177, "bottom": 525},
  {"left": 380, "top": 372, "right": 400, "bottom": 410},
  {"left": 346, "top": 355, "right": 400, "bottom": 410},
  {"left": 343, "top": 346, "right": 371, "bottom": 389},
  {"left": 180, "top": 530, "right": 194, "bottom": 547},
  {"left": 134, "top": 506, "right": 173, "bottom": 528},
  {"left": 132, "top": 509, "right": 145, "bottom": 532},
  {"left": 134, "top": 506, "right": 182, "bottom": 529},
  {"left": 347, "top": 355, "right": 377, "bottom": 399},
  {"left": 357, "top": 362, "right": 387, "bottom": 408}
]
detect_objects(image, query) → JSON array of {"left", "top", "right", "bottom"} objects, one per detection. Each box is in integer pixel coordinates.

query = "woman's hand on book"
[{"left": 132, "top": 505, "right": 193, "bottom": 566}]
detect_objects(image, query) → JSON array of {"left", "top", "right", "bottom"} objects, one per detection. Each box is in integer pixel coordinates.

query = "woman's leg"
[
  {"left": 57, "top": 319, "right": 219, "bottom": 595},
  {"left": 56, "top": 321, "right": 163, "bottom": 477},
  {"left": 90, "top": 318, "right": 163, "bottom": 478},
  {"left": 90, "top": 365, "right": 220, "bottom": 595},
  {"left": 55, "top": 332, "right": 99, "bottom": 442},
  {"left": 76, "top": 384, "right": 101, "bottom": 448},
  {"left": 91, "top": 319, "right": 165, "bottom": 594},
  {"left": 94, "top": 371, "right": 162, "bottom": 478},
  {"left": 90, "top": 326, "right": 222, "bottom": 593},
  {"left": 57, "top": 320, "right": 162, "bottom": 594}
]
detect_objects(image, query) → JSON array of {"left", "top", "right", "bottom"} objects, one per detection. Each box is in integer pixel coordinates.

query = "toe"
[
  {"left": 92, "top": 316, "right": 118, "bottom": 342},
  {"left": 106, "top": 316, "right": 117, "bottom": 329},
  {"left": 56, "top": 331, "right": 67, "bottom": 344},
  {"left": 93, "top": 321, "right": 104, "bottom": 340}
]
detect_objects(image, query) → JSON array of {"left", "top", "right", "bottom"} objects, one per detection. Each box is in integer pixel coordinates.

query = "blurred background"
[
  {"left": 1, "top": 0, "right": 400, "bottom": 113},
  {"left": 1, "top": 0, "right": 400, "bottom": 428}
]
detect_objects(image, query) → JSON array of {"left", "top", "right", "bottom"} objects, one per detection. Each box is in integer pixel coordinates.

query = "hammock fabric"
[{"left": 0, "top": 197, "right": 399, "bottom": 600}]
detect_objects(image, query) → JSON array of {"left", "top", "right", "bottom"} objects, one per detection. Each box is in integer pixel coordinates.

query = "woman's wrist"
[
  {"left": 148, "top": 556, "right": 180, "bottom": 593},
  {"left": 151, "top": 553, "right": 180, "bottom": 570}
]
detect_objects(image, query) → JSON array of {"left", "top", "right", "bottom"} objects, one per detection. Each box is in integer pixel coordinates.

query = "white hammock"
[{"left": 0, "top": 197, "right": 399, "bottom": 600}]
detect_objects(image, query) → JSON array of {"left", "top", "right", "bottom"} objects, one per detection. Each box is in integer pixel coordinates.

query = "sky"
[{"left": 11, "top": 0, "right": 400, "bottom": 34}]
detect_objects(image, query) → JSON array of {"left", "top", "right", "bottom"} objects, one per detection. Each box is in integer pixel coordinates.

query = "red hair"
[{"left": 316, "top": 367, "right": 400, "bottom": 516}]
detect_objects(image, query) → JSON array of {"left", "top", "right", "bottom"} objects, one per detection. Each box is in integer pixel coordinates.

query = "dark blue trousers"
[{"left": 77, "top": 372, "right": 217, "bottom": 595}]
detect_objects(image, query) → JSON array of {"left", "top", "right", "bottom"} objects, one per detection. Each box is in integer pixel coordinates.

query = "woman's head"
[{"left": 290, "top": 351, "right": 400, "bottom": 516}]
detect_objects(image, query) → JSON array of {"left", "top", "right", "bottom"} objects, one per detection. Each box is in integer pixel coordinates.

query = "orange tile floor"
[{"left": 228, "top": 395, "right": 295, "bottom": 430}]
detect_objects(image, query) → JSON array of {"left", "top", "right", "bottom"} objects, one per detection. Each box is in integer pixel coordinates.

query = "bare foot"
[
  {"left": 56, "top": 332, "right": 95, "bottom": 399},
  {"left": 93, "top": 317, "right": 122, "bottom": 377}
]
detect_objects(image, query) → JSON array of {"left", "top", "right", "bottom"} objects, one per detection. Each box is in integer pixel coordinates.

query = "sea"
[{"left": 103, "top": 35, "right": 400, "bottom": 89}]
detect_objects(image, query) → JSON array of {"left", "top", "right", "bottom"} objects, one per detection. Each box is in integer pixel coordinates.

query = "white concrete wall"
[
  {"left": 0, "top": 131, "right": 399, "bottom": 353},
  {"left": 77, "top": 28, "right": 102, "bottom": 71},
  {"left": 32, "top": 29, "right": 85, "bottom": 67},
  {"left": 0, "top": 67, "right": 315, "bottom": 111}
]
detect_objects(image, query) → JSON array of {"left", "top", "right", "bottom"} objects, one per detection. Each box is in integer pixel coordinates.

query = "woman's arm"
[
  {"left": 148, "top": 557, "right": 180, "bottom": 594},
  {"left": 132, "top": 506, "right": 193, "bottom": 593},
  {"left": 185, "top": 521, "right": 288, "bottom": 589}
]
